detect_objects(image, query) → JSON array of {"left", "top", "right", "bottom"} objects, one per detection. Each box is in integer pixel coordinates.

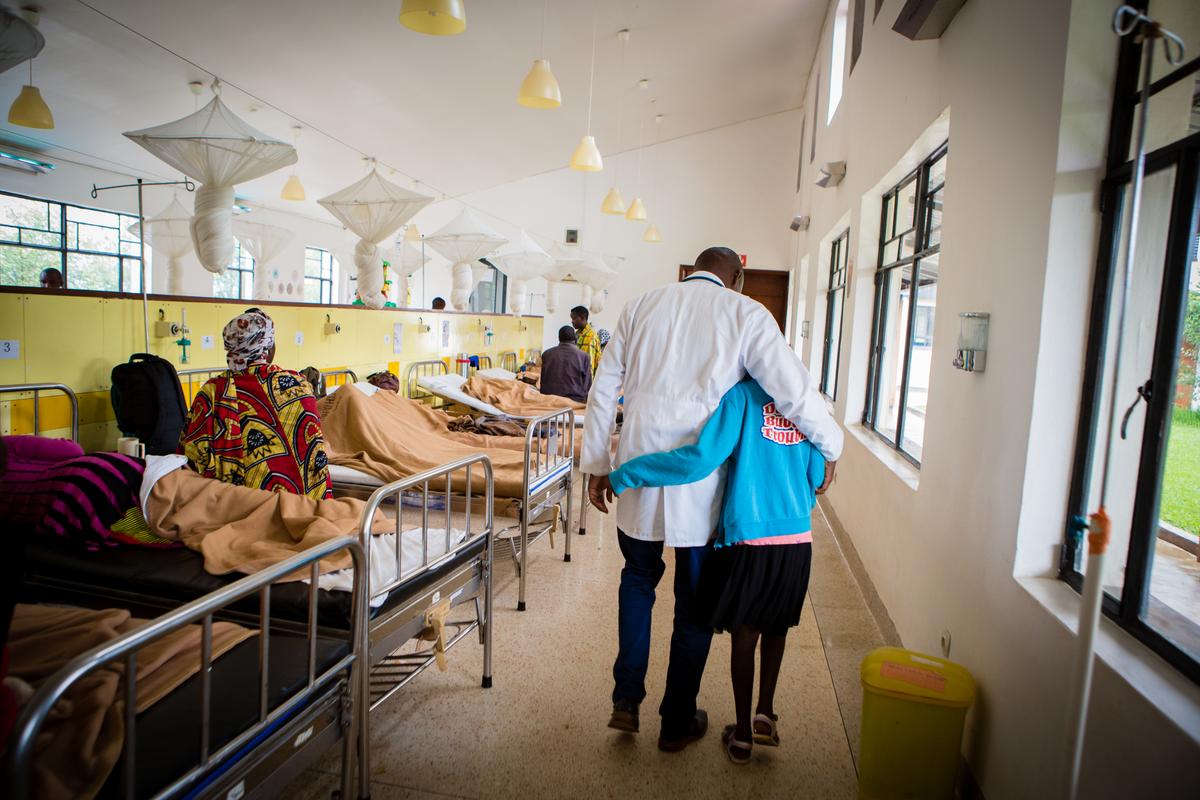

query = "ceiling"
[{"left": 0, "top": 0, "right": 825, "bottom": 221}]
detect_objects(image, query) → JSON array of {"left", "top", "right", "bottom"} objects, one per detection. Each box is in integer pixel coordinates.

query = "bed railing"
[
  {"left": 498, "top": 351, "right": 518, "bottom": 372},
  {"left": 527, "top": 348, "right": 542, "bottom": 363},
  {"left": 404, "top": 359, "right": 449, "bottom": 402},
  {"left": 176, "top": 366, "right": 227, "bottom": 402},
  {"left": 0, "top": 383, "right": 79, "bottom": 442},
  {"left": 321, "top": 368, "right": 359, "bottom": 394},
  {"left": 6, "top": 536, "right": 369, "bottom": 800},
  {"left": 357, "top": 455, "right": 495, "bottom": 715},
  {"left": 514, "top": 408, "right": 576, "bottom": 609},
  {"left": 474, "top": 355, "right": 493, "bottom": 371}
]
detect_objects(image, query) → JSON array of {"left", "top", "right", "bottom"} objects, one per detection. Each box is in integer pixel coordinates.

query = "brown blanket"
[
  {"left": 148, "top": 467, "right": 390, "bottom": 578},
  {"left": 464, "top": 374, "right": 586, "bottom": 416},
  {"left": 317, "top": 385, "right": 533, "bottom": 497},
  {"left": 447, "top": 415, "right": 528, "bottom": 438},
  {"left": 7, "top": 604, "right": 253, "bottom": 800}
]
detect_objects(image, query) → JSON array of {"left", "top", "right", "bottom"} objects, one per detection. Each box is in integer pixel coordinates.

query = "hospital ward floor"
[{"left": 289, "top": 489, "right": 892, "bottom": 799}]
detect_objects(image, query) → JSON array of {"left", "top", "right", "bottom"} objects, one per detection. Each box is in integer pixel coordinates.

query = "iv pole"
[
  {"left": 91, "top": 177, "right": 195, "bottom": 353},
  {"left": 1064, "top": 7, "right": 1184, "bottom": 799}
]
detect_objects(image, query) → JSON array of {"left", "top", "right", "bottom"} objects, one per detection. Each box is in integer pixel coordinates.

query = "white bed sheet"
[
  {"left": 416, "top": 373, "right": 585, "bottom": 426},
  {"left": 306, "top": 526, "right": 468, "bottom": 607}
]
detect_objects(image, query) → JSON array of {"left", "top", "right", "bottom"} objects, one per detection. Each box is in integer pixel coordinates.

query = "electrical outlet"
[
  {"left": 939, "top": 630, "right": 952, "bottom": 659},
  {"left": 294, "top": 331, "right": 304, "bottom": 346}
]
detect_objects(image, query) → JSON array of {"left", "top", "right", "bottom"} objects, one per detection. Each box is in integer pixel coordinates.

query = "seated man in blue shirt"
[{"left": 538, "top": 325, "right": 593, "bottom": 403}]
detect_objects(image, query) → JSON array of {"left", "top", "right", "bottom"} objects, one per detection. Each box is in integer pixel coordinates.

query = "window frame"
[
  {"left": 1060, "top": 9, "right": 1200, "bottom": 685},
  {"left": 862, "top": 141, "right": 948, "bottom": 466},
  {"left": 0, "top": 190, "right": 146, "bottom": 292},
  {"left": 303, "top": 246, "right": 336, "bottom": 305},
  {"left": 468, "top": 261, "right": 508, "bottom": 314},
  {"left": 821, "top": 228, "right": 850, "bottom": 399},
  {"left": 213, "top": 240, "right": 254, "bottom": 300}
]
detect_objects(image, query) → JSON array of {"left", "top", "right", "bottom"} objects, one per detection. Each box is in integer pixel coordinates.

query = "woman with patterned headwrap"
[{"left": 179, "top": 308, "right": 333, "bottom": 501}]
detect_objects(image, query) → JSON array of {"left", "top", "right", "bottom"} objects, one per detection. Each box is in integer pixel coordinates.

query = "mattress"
[
  {"left": 417, "top": 373, "right": 586, "bottom": 426},
  {"left": 97, "top": 632, "right": 349, "bottom": 799}
]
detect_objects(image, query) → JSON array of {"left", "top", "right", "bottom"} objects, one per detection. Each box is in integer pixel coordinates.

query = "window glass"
[
  {"left": 213, "top": 240, "right": 254, "bottom": 300},
  {"left": 68, "top": 252, "right": 120, "bottom": 292},
  {"left": 822, "top": 230, "right": 849, "bottom": 399},
  {"left": 828, "top": 0, "right": 849, "bottom": 124},
  {"left": 0, "top": 245, "right": 58, "bottom": 286},
  {"left": 304, "top": 246, "right": 337, "bottom": 305}
]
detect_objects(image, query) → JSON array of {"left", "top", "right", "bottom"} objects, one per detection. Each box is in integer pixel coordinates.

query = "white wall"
[{"left": 791, "top": 0, "right": 1198, "bottom": 798}]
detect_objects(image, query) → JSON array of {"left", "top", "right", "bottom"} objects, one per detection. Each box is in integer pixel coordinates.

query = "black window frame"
[
  {"left": 469, "top": 260, "right": 508, "bottom": 314},
  {"left": 1061, "top": 4, "right": 1200, "bottom": 685},
  {"left": 862, "top": 141, "right": 948, "bottom": 466},
  {"left": 213, "top": 240, "right": 254, "bottom": 300},
  {"left": 303, "top": 246, "right": 336, "bottom": 305},
  {"left": 821, "top": 228, "right": 850, "bottom": 399},
  {"left": 0, "top": 189, "right": 146, "bottom": 292}
]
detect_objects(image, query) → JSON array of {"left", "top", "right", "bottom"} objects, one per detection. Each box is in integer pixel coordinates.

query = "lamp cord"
[
  {"left": 585, "top": 4, "right": 597, "bottom": 134},
  {"left": 540, "top": 0, "right": 547, "bottom": 59}
]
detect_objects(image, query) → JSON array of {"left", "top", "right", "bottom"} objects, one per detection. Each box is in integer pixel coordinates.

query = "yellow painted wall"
[{"left": 0, "top": 293, "right": 543, "bottom": 451}]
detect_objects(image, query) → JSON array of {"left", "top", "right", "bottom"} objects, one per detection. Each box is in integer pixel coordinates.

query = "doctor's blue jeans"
[{"left": 612, "top": 529, "right": 713, "bottom": 738}]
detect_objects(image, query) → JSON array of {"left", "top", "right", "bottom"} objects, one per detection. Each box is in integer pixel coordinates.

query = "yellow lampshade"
[
  {"left": 601, "top": 186, "right": 627, "bottom": 215},
  {"left": 399, "top": 0, "right": 466, "bottom": 36},
  {"left": 518, "top": 59, "right": 561, "bottom": 108},
  {"left": 280, "top": 174, "right": 306, "bottom": 201},
  {"left": 625, "top": 196, "right": 647, "bottom": 221},
  {"left": 8, "top": 84, "right": 53, "bottom": 129},
  {"left": 405, "top": 224, "right": 421, "bottom": 242},
  {"left": 643, "top": 223, "right": 662, "bottom": 242},
  {"left": 570, "top": 135, "right": 603, "bottom": 172}
]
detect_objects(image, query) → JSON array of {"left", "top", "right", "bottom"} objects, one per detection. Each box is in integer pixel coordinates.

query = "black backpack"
[{"left": 110, "top": 354, "right": 189, "bottom": 456}]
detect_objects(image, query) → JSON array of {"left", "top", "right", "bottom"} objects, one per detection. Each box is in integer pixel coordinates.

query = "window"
[
  {"left": 213, "top": 240, "right": 254, "bottom": 300},
  {"left": 821, "top": 229, "right": 849, "bottom": 399},
  {"left": 0, "top": 191, "right": 147, "bottom": 292},
  {"left": 469, "top": 261, "right": 507, "bottom": 314},
  {"left": 1062, "top": 20, "right": 1200, "bottom": 684},
  {"left": 811, "top": 65, "right": 821, "bottom": 163},
  {"left": 863, "top": 143, "right": 947, "bottom": 464},
  {"left": 797, "top": 117, "right": 807, "bottom": 192},
  {"left": 827, "top": 0, "right": 849, "bottom": 124},
  {"left": 304, "top": 246, "right": 338, "bottom": 305},
  {"left": 851, "top": 0, "right": 866, "bottom": 72}
]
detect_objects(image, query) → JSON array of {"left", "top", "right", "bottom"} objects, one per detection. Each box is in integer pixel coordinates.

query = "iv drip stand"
[
  {"left": 1063, "top": 8, "right": 1184, "bottom": 799},
  {"left": 91, "top": 177, "right": 195, "bottom": 353}
]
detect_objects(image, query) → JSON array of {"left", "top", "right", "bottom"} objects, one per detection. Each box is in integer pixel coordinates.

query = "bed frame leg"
[
  {"left": 578, "top": 474, "right": 589, "bottom": 535},
  {"left": 517, "top": 511, "right": 528, "bottom": 611}
]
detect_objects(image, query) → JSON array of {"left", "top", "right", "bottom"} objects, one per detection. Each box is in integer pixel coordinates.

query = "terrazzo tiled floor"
[{"left": 287, "top": 489, "right": 887, "bottom": 799}]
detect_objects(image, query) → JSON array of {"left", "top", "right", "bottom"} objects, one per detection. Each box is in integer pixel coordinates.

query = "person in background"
[
  {"left": 39, "top": 268, "right": 63, "bottom": 289},
  {"left": 300, "top": 366, "right": 325, "bottom": 398},
  {"left": 180, "top": 308, "right": 333, "bottom": 501},
  {"left": 365, "top": 370, "right": 401, "bottom": 393},
  {"left": 582, "top": 246, "right": 841, "bottom": 753},
  {"left": 597, "top": 328, "right": 611, "bottom": 350},
  {"left": 539, "top": 325, "right": 593, "bottom": 403},
  {"left": 594, "top": 377, "right": 826, "bottom": 764},
  {"left": 572, "top": 305, "right": 602, "bottom": 374},
  {"left": 432, "top": 297, "right": 447, "bottom": 310}
]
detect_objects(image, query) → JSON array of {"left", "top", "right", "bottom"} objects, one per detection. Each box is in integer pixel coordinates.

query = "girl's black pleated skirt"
[{"left": 698, "top": 542, "right": 813, "bottom": 636}]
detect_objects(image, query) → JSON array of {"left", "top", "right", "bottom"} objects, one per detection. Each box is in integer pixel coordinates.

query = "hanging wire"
[
  {"left": 585, "top": 2, "right": 598, "bottom": 135},
  {"left": 540, "top": 0, "right": 547, "bottom": 59}
]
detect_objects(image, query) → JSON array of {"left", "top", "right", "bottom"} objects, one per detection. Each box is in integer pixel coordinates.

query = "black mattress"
[
  {"left": 97, "top": 632, "right": 350, "bottom": 799},
  {"left": 17, "top": 528, "right": 488, "bottom": 629}
]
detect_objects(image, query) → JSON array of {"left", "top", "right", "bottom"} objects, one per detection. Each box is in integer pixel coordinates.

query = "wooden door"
[{"left": 679, "top": 265, "right": 790, "bottom": 332}]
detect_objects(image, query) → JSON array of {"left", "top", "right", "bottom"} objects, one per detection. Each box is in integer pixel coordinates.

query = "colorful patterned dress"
[
  {"left": 577, "top": 323, "right": 602, "bottom": 374},
  {"left": 180, "top": 365, "right": 333, "bottom": 500}
]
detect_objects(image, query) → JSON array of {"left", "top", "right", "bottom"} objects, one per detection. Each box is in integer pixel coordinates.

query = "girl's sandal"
[
  {"left": 752, "top": 713, "right": 780, "bottom": 747},
  {"left": 721, "top": 724, "right": 753, "bottom": 765}
]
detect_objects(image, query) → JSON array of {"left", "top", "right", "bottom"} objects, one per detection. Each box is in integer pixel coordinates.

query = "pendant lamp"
[
  {"left": 518, "top": 2, "right": 561, "bottom": 110},
  {"left": 424, "top": 208, "right": 507, "bottom": 310},
  {"left": 128, "top": 197, "right": 192, "bottom": 294},
  {"left": 233, "top": 216, "right": 295, "bottom": 300},
  {"left": 7, "top": 58, "right": 52, "bottom": 129},
  {"left": 279, "top": 126, "right": 306, "bottom": 201},
  {"left": 492, "top": 230, "right": 552, "bottom": 316},
  {"left": 125, "top": 90, "right": 297, "bottom": 275},
  {"left": 317, "top": 168, "right": 432, "bottom": 309},
  {"left": 625, "top": 196, "right": 647, "bottom": 221},
  {"left": 399, "top": 0, "right": 466, "bottom": 36},
  {"left": 643, "top": 223, "right": 662, "bottom": 243},
  {"left": 601, "top": 186, "right": 626, "bottom": 215},
  {"left": 570, "top": 6, "right": 603, "bottom": 171}
]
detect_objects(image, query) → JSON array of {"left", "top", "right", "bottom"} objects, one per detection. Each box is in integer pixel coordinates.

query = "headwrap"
[
  {"left": 597, "top": 328, "right": 611, "bottom": 347},
  {"left": 223, "top": 308, "right": 276, "bottom": 372}
]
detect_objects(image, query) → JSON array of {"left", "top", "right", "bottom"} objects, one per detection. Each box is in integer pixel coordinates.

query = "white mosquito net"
[
  {"left": 544, "top": 241, "right": 583, "bottom": 313},
  {"left": 574, "top": 254, "right": 618, "bottom": 312},
  {"left": 124, "top": 95, "right": 296, "bottom": 275},
  {"left": 492, "top": 230, "right": 551, "bottom": 316},
  {"left": 423, "top": 208, "right": 507, "bottom": 310},
  {"left": 232, "top": 217, "right": 294, "bottom": 300},
  {"left": 127, "top": 197, "right": 191, "bottom": 294},
  {"left": 318, "top": 170, "right": 431, "bottom": 309},
  {"left": 388, "top": 239, "right": 431, "bottom": 308},
  {"left": 0, "top": 8, "right": 43, "bottom": 75}
]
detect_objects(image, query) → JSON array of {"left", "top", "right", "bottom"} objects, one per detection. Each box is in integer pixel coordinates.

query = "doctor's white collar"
[{"left": 684, "top": 270, "right": 725, "bottom": 287}]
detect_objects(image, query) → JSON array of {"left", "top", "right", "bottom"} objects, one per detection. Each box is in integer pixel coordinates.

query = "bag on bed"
[{"left": 111, "top": 353, "right": 189, "bottom": 456}]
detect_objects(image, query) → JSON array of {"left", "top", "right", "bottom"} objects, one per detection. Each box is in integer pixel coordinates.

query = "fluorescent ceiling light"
[{"left": 0, "top": 150, "right": 54, "bottom": 173}]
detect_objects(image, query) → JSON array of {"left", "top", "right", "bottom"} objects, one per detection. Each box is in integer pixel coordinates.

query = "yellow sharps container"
[{"left": 858, "top": 647, "right": 976, "bottom": 800}]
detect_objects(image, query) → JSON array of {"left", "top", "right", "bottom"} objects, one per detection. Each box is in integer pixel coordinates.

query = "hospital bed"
[
  {"left": 177, "top": 366, "right": 358, "bottom": 398},
  {"left": 528, "top": 348, "right": 542, "bottom": 362},
  {"left": 3, "top": 382, "right": 496, "bottom": 777},
  {"left": 404, "top": 359, "right": 587, "bottom": 427},
  {"left": 5, "top": 536, "right": 369, "bottom": 800},
  {"left": 498, "top": 351, "right": 519, "bottom": 372},
  {"left": 328, "top": 398, "right": 574, "bottom": 612},
  {"left": 0, "top": 382, "right": 78, "bottom": 439}
]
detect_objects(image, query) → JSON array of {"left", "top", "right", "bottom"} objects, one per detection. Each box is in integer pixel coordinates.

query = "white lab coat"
[{"left": 580, "top": 271, "right": 844, "bottom": 548}]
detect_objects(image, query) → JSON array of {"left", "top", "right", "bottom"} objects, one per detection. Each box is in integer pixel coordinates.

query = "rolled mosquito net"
[
  {"left": 424, "top": 208, "right": 507, "bottom": 311},
  {"left": 125, "top": 95, "right": 296, "bottom": 274},
  {"left": 574, "top": 254, "right": 618, "bottom": 312},
  {"left": 128, "top": 197, "right": 192, "bottom": 294},
  {"left": 492, "top": 230, "right": 551, "bottom": 316},
  {"left": 544, "top": 242, "right": 583, "bottom": 314},
  {"left": 232, "top": 216, "right": 294, "bottom": 300}
]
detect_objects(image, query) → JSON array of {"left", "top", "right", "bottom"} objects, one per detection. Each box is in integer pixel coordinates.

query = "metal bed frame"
[
  {"left": 474, "top": 355, "right": 492, "bottom": 370},
  {"left": 498, "top": 351, "right": 518, "bottom": 372},
  {"left": 6, "top": 536, "right": 369, "bottom": 800},
  {"left": 320, "top": 368, "right": 359, "bottom": 394},
  {"left": 177, "top": 366, "right": 358, "bottom": 398},
  {"left": 0, "top": 382, "right": 79, "bottom": 441},
  {"left": 527, "top": 348, "right": 542, "bottom": 363},
  {"left": 404, "top": 359, "right": 451, "bottom": 406}
]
